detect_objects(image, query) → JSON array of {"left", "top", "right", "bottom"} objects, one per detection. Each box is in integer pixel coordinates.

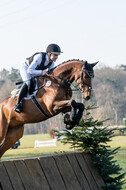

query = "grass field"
[
  {"left": 108, "top": 136, "right": 126, "bottom": 190},
  {"left": 1, "top": 134, "right": 126, "bottom": 189},
  {"left": 2, "top": 134, "right": 72, "bottom": 159}
]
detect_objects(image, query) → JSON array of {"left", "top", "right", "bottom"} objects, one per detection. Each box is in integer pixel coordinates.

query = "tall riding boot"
[{"left": 14, "top": 83, "right": 28, "bottom": 113}]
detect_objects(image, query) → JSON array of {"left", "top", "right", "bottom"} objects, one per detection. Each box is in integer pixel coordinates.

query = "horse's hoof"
[
  {"left": 64, "top": 113, "right": 70, "bottom": 124},
  {"left": 64, "top": 113, "right": 77, "bottom": 130},
  {"left": 65, "top": 124, "right": 74, "bottom": 130}
]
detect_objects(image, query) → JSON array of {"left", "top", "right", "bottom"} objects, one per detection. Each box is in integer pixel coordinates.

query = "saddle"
[
  {"left": 11, "top": 78, "right": 50, "bottom": 118},
  {"left": 11, "top": 78, "right": 37, "bottom": 99}
]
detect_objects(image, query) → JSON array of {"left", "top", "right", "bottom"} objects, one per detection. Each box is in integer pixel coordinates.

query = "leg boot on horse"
[
  {"left": 64, "top": 100, "right": 85, "bottom": 130},
  {"left": 14, "top": 83, "right": 28, "bottom": 113},
  {"left": 74, "top": 102, "right": 85, "bottom": 124},
  {"left": 71, "top": 100, "right": 85, "bottom": 124},
  {"left": 70, "top": 100, "right": 77, "bottom": 121}
]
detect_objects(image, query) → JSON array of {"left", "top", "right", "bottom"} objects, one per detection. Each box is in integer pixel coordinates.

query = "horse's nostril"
[{"left": 86, "top": 96, "right": 90, "bottom": 101}]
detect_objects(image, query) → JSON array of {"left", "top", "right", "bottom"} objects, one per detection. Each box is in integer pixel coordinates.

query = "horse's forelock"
[{"left": 84, "top": 61, "right": 94, "bottom": 71}]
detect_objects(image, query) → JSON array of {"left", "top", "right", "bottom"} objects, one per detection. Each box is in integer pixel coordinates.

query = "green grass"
[
  {"left": 2, "top": 134, "right": 72, "bottom": 160},
  {"left": 107, "top": 136, "right": 126, "bottom": 190},
  {"left": 1, "top": 134, "right": 126, "bottom": 189}
]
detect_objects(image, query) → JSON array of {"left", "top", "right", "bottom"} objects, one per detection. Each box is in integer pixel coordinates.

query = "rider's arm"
[
  {"left": 27, "top": 54, "right": 44, "bottom": 76},
  {"left": 49, "top": 61, "right": 58, "bottom": 70}
]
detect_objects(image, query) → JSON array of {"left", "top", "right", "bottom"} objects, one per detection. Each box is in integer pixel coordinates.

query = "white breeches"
[{"left": 20, "top": 63, "right": 31, "bottom": 86}]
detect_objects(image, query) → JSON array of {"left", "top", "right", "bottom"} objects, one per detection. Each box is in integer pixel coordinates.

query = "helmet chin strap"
[{"left": 47, "top": 52, "right": 52, "bottom": 61}]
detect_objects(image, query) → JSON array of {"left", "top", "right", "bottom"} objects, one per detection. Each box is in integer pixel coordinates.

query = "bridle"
[{"left": 75, "top": 63, "right": 94, "bottom": 93}]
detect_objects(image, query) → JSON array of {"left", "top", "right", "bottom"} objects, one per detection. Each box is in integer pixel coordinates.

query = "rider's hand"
[{"left": 42, "top": 70, "right": 47, "bottom": 75}]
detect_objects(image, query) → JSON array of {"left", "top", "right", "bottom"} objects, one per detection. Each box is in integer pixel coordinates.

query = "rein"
[
  {"left": 45, "top": 74, "right": 80, "bottom": 92},
  {"left": 46, "top": 73, "right": 69, "bottom": 84}
]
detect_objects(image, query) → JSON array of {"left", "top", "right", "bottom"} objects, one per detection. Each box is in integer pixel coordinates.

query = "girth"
[{"left": 31, "top": 95, "right": 50, "bottom": 118}]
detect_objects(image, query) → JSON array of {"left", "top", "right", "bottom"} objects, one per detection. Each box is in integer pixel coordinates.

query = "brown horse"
[{"left": 0, "top": 60, "right": 97, "bottom": 158}]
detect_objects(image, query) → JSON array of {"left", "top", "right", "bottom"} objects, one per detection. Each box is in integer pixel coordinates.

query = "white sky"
[{"left": 0, "top": 0, "right": 126, "bottom": 71}]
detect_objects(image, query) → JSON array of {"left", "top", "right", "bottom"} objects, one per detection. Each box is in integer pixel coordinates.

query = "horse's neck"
[{"left": 53, "top": 61, "right": 81, "bottom": 82}]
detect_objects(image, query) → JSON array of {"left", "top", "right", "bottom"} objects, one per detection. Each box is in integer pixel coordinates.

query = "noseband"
[{"left": 75, "top": 63, "right": 94, "bottom": 93}]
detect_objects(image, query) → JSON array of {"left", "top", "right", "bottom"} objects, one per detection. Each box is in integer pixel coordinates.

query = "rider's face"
[{"left": 49, "top": 53, "right": 59, "bottom": 62}]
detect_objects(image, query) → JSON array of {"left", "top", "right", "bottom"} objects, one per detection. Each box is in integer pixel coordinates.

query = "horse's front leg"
[
  {"left": 70, "top": 100, "right": 85, "bottom": 124},
  {"left": 53, "top": 99, "right": 73, "bottom": 114},
  {"left": 66, "top": 100, "right": 84, "bottom": 130},
  {"left": 53, "top": 99, "right": 85, "bottom": 130}
]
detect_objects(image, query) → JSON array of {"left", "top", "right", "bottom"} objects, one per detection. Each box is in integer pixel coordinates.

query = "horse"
[{"left": 0, "top": 59, "right": 97, "bottom": 158}]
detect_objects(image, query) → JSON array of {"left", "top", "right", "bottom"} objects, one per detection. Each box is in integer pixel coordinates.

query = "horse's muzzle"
[
  {"left": 85, "top": 96, "right": 90, "bottom": 101},
  {"left": 82, "top": 93, "right": 90, "bottom": 100}
]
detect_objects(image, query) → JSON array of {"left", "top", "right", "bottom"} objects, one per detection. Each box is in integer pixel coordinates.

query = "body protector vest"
[{"left": 26, "top": 52, "right": 52, "bottom": 70}]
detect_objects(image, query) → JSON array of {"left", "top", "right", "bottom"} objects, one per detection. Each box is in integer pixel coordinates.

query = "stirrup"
[{"left": 14, "top": 104, "right": 22, "bottom": 113}]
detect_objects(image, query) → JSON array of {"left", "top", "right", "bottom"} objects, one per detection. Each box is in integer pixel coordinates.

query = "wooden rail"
[{"left": 0, "top": 152, "right": 105, "bottom": 190}]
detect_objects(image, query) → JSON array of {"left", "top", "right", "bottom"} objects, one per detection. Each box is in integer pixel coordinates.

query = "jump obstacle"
[{"left": 0, "top": 152, "right": 105, "bottom": 190}]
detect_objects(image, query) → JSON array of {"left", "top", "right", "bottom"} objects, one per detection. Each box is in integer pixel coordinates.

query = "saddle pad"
[{"left": 11, "top": 83, "right": 38, "bottom": 100}]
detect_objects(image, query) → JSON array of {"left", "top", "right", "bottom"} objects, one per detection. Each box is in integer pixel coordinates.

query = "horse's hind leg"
[
  {"left": 0, "top": 125, "right": 24, "bottom": 158},
  {"left": 53, "top": 99, "right": 72, "bottom": 113}
]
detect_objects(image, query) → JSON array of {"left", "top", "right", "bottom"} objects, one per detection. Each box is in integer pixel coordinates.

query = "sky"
[{"left": 0, "top": 0, "right": 126, "bottom": 71}]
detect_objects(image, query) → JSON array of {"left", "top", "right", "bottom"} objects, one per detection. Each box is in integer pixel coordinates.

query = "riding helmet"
[{"left": 46, "top": 44, "right": 63, "bottom": 55}]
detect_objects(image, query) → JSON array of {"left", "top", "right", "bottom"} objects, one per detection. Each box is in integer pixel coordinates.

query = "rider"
[{"left": 14, "top": 43, "right": 63, "bottom": 113}]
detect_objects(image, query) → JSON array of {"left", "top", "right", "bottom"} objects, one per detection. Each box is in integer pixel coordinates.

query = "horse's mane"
[
  {"left": 50, "top": 59, "right": 85, "bottom": 71},
  {"left": 61, "top": 59, "right": 84, "bottom": 65}
]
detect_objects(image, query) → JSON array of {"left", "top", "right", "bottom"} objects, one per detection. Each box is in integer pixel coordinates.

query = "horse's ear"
[
  {"left": 91, "top": 61, "right": 99, "bottom": 68},
  {"left": 83, "top": 61, "right": 88, "bottom": 68}
]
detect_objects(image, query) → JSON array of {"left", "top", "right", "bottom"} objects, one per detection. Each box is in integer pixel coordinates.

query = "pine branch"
[{"left": 56, "top": 104, "right": 125, "bottom": 189}]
